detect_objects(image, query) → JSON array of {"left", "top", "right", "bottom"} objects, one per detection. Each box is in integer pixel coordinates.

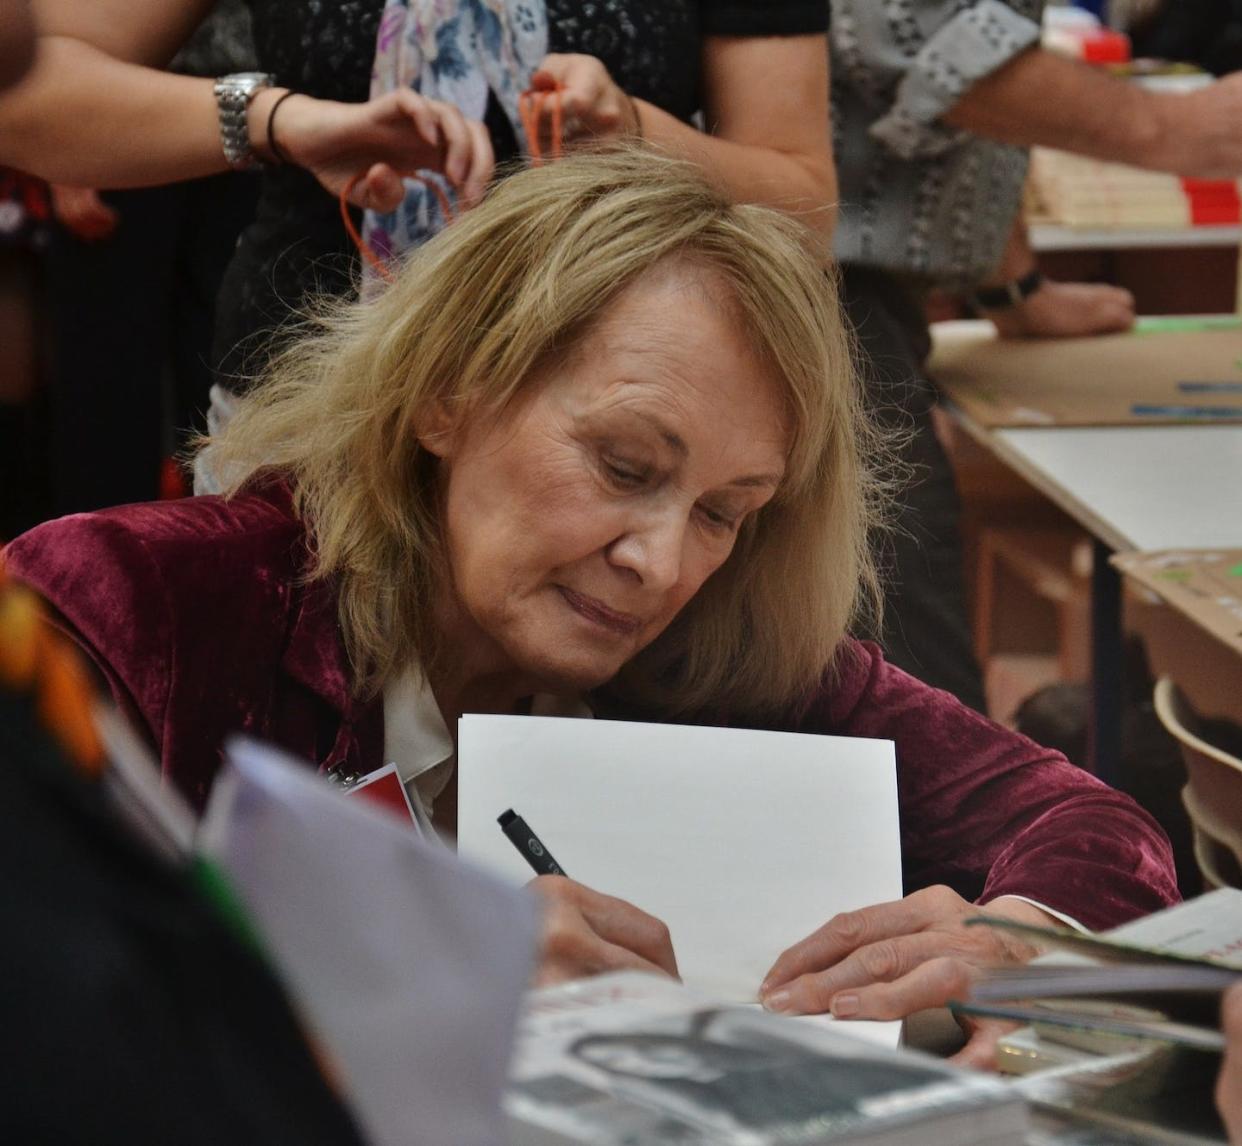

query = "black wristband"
[
  {"left": 625, "top": 91, "right": 643, "bottom": 139},
  {"left": 969, "top": 268, "right": 1045, "bottom": 312},
  {"left": 266, "top": 89, "right": 297, "bottom": 166}
]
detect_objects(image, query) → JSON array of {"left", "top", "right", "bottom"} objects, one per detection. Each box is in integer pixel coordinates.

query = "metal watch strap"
[
  {"left": 969, "top": 268, "right": 1045, "bottom": 312},
  {"left": 214, "top": 72, "right": 275, "bottom": 171}
]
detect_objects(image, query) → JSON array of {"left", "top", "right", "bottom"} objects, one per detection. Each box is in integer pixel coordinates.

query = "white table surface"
[
  {"left": 1029, "top": 222, "right": 1242, "bottom": 252},
  {"left": 954, "top": 420, "right": 1242, "bottom": 554}
]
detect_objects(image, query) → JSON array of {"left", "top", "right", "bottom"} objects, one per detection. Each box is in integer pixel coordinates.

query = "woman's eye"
[
  {"left": 603, "top": 458, "right": 648, "bottom": 488},
  {"left": 698, "top": 504, "right": 739, "bottom": 533}
]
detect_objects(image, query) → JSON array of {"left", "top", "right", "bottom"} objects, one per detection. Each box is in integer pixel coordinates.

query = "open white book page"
[{"left": 457, "top": 714, "right": 902, "bottom": 1045}]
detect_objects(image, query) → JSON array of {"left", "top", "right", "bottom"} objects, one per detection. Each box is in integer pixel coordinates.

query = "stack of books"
[
  {"left": 957, "top": 891, "right": 1242, "bottom": 1144},
  {"left": 1026, "top": 147, "right": 1242, "bottom": 230}
]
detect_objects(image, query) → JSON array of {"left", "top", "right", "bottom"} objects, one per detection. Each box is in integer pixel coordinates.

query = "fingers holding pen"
[{"left": 531, "top": 874, "right": 680, "bottom": 986}]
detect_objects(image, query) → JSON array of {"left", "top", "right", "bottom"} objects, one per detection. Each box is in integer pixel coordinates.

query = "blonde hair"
[{"left": 207, "top": 146, "right": 887, "bottom": 718}]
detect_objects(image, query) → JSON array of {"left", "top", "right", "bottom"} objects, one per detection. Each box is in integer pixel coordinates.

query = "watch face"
[{"left": 224, "top": 72, "right": 274, "bottom": 92}]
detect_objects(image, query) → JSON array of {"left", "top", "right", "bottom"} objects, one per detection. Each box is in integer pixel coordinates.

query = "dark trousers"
[
  {"left": 842, "top": 266, "right": 987, "bottom": 714},
  {"left": 44, "top": 173, "right": 257, "bottom": 515}
]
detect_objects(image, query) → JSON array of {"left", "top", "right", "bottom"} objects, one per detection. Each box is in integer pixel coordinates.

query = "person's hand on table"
[
  {"left": 759, "top": 887, "right": 1057, "bottom": 1069},
  {"left": 990, "top": 279, "right": 1135, "bottom": 340},
  {"left": 528, "top": 54, "right": 641, "bottom": 148},
  {"left": 265, "top": 89, "right": 495, "bottom": 213},
  {"left": 50, "top": 185, "right": 119, "bottom": 242},
  {"left": 530, "top": 874, "right": 680, "bottom": 987},
  {"left": 1218, "top": 983, "right": 1242, "bottom": 1143}
]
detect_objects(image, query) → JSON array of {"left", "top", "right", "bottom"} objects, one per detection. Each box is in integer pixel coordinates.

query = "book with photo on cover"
[{"left": 507, "top": 972, "right": 1028, "bottom": 1146}]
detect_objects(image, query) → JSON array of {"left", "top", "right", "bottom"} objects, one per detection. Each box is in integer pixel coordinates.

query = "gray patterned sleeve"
[{"left": 869, "top": 0, "right": 1041, "bottom": 160}]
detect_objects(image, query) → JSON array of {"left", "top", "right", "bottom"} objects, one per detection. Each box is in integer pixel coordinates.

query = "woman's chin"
[{"left": 514, "top": 643, "right": 630, "bottom": 696}]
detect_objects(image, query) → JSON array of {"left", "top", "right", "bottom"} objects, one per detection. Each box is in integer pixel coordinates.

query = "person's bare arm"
[
  {"left": 535, "top": 34, "right": 837, "bottom": 239},
  {"left": 945, "top": 44, "right": 1242, "bottom": 179},
  {"left": 0, "top": 0, "right": 219, "bottom": 181},
  {"left": 658, "top": 34, "right": 836, "bottom": 238},
  {"left": 981, "top": 217, "right": 1135, "bottom": 339},
  {"left": 0, "top": 0, "right": 36, "bottom": 92},
  {"left": 0, "top": 0, "right": 492, "bottom": 205}
]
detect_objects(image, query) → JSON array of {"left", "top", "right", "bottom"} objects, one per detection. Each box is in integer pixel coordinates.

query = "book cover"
[{"left": 508, "top": 973, "right": 1027, "bottom": 1145}]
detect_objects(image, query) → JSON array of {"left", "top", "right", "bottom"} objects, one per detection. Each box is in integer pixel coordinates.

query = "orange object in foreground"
[{"left": 0, "top": 554, "right": 104, "bottom": 774}]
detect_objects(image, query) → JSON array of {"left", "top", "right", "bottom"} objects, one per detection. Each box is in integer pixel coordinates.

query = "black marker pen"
[{"left": 498, "top": 808, "right": 567, "bottom": 877}]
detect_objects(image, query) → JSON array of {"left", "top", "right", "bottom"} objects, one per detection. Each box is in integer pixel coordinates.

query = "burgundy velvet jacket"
[{"left": 5, "top": 485, "right": 1179, "bottom": 931}]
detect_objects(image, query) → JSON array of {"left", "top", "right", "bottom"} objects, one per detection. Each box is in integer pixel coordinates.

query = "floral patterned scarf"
[{"left": 361, "top": 0, "right": 548, "bottom": 270}]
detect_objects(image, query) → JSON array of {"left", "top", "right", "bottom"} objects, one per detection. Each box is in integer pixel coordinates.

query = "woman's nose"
[{"left": 607, "top": 507, "right": 688, "bottom": 592}]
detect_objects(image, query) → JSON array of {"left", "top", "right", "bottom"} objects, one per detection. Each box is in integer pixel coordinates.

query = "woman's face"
[{"left": 425, "top": 266, "right": 789, "bottom": 694}]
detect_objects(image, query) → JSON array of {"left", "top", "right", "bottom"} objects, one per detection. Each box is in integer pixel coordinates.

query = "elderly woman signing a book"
[{"left": 6, "top": 149, "right": 1176, "bottom": 1066}]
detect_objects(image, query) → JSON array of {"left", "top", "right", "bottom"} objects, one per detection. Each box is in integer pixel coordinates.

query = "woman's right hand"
[
  {"left": 265, "top": 88, "right": 494, "bottom": 213},
  {"left": 531, "top": 874, "right": 680, "bottom": 987}
]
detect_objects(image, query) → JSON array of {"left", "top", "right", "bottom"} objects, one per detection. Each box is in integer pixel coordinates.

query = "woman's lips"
[{"left": 558, "top": 586, "right": 643, "bottom": 635}]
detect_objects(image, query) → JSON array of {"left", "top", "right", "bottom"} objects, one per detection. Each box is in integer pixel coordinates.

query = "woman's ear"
[{"left": 414, "top": 400, "right": 458, "bottom": 459}]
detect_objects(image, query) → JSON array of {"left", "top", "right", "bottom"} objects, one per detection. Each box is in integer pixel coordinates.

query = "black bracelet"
[
  {"left": 625, "top": 91, "right": 643, "bottom": 140},
  {"left": 266, "top": 89, "right": 298, "bottom": 166},
  {"left": 969, "top": 268, "right": 1045, "bottom": 312}
]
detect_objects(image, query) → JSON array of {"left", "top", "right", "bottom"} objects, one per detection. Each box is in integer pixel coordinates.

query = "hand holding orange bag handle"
[{"left": 340, "top": 86, "right": 564, "bottom": 284}]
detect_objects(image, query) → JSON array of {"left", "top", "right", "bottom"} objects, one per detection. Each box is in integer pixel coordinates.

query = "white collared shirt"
[{"left": 381, "top": 664, "right": 591, "bottom": 821}]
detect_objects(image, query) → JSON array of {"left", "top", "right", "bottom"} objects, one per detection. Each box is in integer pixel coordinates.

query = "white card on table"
[{"left": 457, "top": 715, "right": 901, "bottom": 1008}]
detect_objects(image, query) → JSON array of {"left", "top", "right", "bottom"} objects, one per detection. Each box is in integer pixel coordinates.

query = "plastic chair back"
[{"left": 1153, "top": 677, "right": 1242, "bottom": 891}]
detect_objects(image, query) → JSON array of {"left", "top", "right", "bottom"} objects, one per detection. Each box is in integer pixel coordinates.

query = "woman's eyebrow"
[
  {"left": 728, "top": 473, "right": 783, "bottom": 489},
  {"left": 627, "top": 412, "right": 784, "bottom": 488},
  {"left": 629, "top": 410, "right": 689, "bottom": 458}
]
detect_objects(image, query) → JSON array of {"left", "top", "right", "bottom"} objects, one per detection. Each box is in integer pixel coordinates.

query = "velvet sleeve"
[
  {"left": 790, "top": 640, "right": 1179, "bottom": 932},
  {"left": 4, "top": 512, "right": 177, "bottom": 756},
  {"left": 3, "top": 496, "right": 304, "bottom": 807}
]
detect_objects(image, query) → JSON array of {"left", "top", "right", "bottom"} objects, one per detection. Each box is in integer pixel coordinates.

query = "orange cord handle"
[
  {"left": 518, "top": 85, "right": 563, "bottom": 165},
  {"left": 339, "top": 170, "right": 457, "bottom": 285},
  {"left": 339, "top": 86, "right": 564, "bottom": 282},
  {"left": 0, "top": 559, "right": 105, "bottom": 775}
]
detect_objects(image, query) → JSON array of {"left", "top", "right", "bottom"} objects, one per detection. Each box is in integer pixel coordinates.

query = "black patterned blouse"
[{"left": 215, "top": 0, "right": 828, "bottom": 384}]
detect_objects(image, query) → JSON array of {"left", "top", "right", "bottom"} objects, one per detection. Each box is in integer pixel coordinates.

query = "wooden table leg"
[{"left": 1089, "top": 538, "right": 1123, "bottom": 786}]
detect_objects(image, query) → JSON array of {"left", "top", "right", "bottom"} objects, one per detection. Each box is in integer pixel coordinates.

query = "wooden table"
[{"left": 943, "top": 406, "right": 1242, "bottom": 783}]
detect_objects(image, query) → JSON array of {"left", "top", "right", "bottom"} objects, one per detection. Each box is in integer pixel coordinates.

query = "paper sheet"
[
  {"left": 199, "top": 737, "right": 539, "bottom": 1146},
  {"left": 457, "top": 715, "right": 901, "bottom": 1015}
]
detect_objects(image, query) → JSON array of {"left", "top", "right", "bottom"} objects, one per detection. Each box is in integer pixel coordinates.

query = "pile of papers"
[{"left": 1027, "top": 147, "right": 1242, "bottom": 229}]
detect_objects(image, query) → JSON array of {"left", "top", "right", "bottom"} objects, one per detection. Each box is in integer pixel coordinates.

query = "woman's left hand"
[
  {"left": 528, "top": 54, "right": 640, "bottom": 147},
  {"left": 759, "top": 886, "right": 1055, "bottom": 1068}
]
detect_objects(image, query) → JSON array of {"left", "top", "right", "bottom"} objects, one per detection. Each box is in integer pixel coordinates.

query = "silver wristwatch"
[{"left": 213, "top": 71, "right": 275, "bottom": 170}]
